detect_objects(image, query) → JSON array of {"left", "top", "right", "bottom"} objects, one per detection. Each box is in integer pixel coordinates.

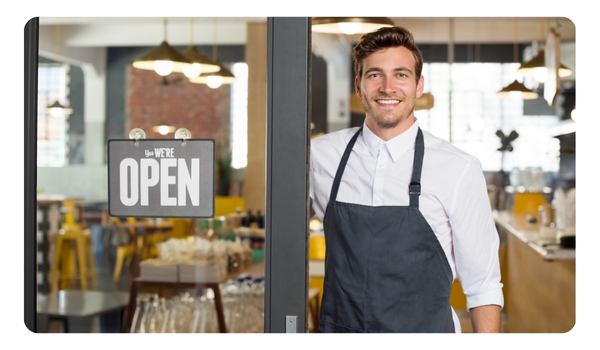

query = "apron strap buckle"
[{"left": 409, "top": 181, "right": 421, "bottom": 195}]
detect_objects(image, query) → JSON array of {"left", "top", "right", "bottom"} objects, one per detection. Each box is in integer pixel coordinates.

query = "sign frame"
[{"left": 107, "top": 138, "right": 216, "bottom": 219}]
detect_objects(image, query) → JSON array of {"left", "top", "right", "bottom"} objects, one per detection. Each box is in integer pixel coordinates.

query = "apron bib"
[{"left": 318, "top": 127, "right": 455, "bottom": 333}]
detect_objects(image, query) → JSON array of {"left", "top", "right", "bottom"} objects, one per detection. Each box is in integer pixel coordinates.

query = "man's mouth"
[{"left": 375, "top": 99, "right": 401, "bottom": 106}]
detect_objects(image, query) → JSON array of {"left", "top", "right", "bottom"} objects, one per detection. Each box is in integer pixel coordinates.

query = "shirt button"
[
  {"left": 379, "top": 164, "right": 385, "bottom": 169},
  {"left": 374, "top": 198, "right": 381, "bottom": 204}
]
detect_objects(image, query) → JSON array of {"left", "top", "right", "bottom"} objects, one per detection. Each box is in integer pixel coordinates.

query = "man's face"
[{"left": 355, "top": 46, "right": 424, "bottom": 130}]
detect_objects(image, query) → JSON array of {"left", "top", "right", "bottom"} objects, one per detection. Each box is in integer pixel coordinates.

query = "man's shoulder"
[{"left": 311, "top": 127, "right": 360, "bottom": 149}]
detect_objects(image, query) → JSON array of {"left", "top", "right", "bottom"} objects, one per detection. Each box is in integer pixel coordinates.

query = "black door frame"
[
  {"left": 24, "top": 17, "right": 39, "bottom": 332},
  {"left": 264, "top": 17, "right": 312, "bottom": 333}
]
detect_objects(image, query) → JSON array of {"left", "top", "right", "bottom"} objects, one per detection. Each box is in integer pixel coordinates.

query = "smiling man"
[{"left": 310, "top": 26, "right": 504, "bottom": 333}]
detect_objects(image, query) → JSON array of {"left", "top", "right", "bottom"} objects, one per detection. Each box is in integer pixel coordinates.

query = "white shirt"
[{"left": 309, "top": 119, "right": 504, "bottom": 332}]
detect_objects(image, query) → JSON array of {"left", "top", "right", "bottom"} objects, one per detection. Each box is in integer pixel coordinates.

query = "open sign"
[{"left": 108, "top": 139, "right": 215, "bottom": 218}]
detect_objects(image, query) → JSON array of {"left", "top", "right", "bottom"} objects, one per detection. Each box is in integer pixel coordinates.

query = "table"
[
  {"left": 122, "top": 260, "right": 265, "bottom": 333},
  {"left": 37, "top": 290, "right": 129, "bottom": 332}
]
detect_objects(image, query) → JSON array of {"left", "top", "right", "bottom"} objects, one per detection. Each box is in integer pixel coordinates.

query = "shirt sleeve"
[{"left": 449, "top": 158, "right": 504, "bottom": 311}]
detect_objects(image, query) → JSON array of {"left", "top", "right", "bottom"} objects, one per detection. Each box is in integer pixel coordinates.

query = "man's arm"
[{"left": 470, "top": 304, "right": 501, "bottom": 333}]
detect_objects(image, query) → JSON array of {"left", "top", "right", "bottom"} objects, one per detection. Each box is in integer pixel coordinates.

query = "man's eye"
[{"left": 398, "top": 73, "right": 406, "bottom": 77}]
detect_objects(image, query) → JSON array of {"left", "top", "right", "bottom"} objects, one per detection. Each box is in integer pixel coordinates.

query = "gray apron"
[{"left": 318, "top": 127, "right": 455, "bottom": 333}]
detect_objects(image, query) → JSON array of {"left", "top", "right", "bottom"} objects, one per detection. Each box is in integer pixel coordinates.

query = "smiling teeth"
[{"left": 378, "top": 100, "right": 400, "bottom": 104}]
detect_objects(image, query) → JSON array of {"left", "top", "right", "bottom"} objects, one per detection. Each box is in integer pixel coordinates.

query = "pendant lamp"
[
  {"left": 152, "top": 123, "right": 177, "bottom": 135},
  {"left": 312, "top": 17, "right": 394, "bottom": 35},
  {"left": 188, "top": 18, "right": 236, "bottom": 88},
  {"left": 498, "top": 18, "right": 539, "bottom": 100},
  {"left": 172, "top": 17, "right": 221, "bottom": 79},
  {"left": 498, "top": 80, "right": 539, "bottom": 100},
  {"left": 516, "top": 18, "right": 572, "bottom": 83},
  {"left": 45, "top": 24, "right": 74, "bottom": 117},
  {"left": 45, "top": 100, "right": 73, "bottom": 117},
  {"left": 516, "top": 50, "right": 572, "bottom": 82},
  {"left": 132, "top": 18, "right": 193, "bottom": 76}
]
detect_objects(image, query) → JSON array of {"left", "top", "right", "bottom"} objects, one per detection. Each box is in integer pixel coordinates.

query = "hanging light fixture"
[
  {"left": 132, "top": 18, "right": 193, "bottom": 76},
  {"left": 498, "top": 80, "right": 539, "bottom": 100},
  {"left": 44, "top": 23, "right": 74, "bottom": 116},
  {"left": 516, "top": 18, "right": 572, "bottom": 83},
  {"left": 312, "top": 17, "right": 394, "bottom": 35},
  {"left": 45, "top": 100, "right": 73, "bottom": 117},
  {"left": 152, "top": 123, "right": 177, "bottom": 135},
  {"left": 189, "top": 18, "right": 236, "bottom": 89},
  {"left": 516, "top": 50, "right": 572, "bottom": 82},
  {"left": 172, "top": 17, "right": 221, "bottom": 79},
  {"left": 498, "top": 18, "right": 539, "bottom": 100},
  {"left": 151, "top": 83, "right": 176, "bottom": 135}
]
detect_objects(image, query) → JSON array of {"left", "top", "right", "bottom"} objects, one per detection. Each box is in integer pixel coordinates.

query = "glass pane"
[{"left": 36, "top": 17, "right": 268, "bottom": 333}]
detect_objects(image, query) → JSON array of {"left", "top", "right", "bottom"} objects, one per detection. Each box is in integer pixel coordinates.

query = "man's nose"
[{"left": 379, "top": 77, "right": 396, "bottom": 95}]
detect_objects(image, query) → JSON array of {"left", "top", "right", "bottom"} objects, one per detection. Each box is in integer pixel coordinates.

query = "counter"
[
  {"left": 494, "top": 210, "right": 575, "bottom": 333},
  {"left": 494, "top": 210, "right": 575, "bottom": 260}
]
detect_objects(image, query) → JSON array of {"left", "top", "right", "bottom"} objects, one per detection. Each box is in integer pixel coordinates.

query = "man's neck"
[{"left": 365, "top": 115, "right": 415, "bottom": 142}]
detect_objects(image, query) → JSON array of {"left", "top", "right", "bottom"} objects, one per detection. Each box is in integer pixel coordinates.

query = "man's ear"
[
  {"left": 355, "top": 76, "right": 362, "bottom": 99},
  {"left": 416, "top": 75, "right": 425, "bottom": 98}
]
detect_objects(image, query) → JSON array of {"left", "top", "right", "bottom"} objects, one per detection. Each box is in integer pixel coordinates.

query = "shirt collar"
[{"left": 362, "top": 118, "right": 420, "bottom": 162}]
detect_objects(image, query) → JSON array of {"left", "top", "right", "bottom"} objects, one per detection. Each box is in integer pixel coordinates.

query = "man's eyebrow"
[
  {"left": 363, "top": 67, "right": 414, "bottom": 76},
  {"left": 363, "top": 67, "right": 383, "bottom": 76},
  {"left": 394, "top": 67, "right": 413, "bottom": 74}
]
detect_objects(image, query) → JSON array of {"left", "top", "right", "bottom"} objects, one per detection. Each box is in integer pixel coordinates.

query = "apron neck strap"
[
  {"left": 329, "top": 127, "right": 362, "bottom": 203},
  {"left": 328, "top": 126, "right": 425, "bottom": 208},
  {"left": 409, "top": 128, "right": 425, "bottom": 208}
]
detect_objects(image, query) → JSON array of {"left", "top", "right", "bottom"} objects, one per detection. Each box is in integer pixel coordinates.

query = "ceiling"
[{"left": 38, "top": 17, "right": 575, "bottom": 47}]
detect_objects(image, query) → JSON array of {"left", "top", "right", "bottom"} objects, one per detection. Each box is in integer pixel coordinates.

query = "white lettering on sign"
[
  {"left": 154, "top": 148, "right": 175, "bottom": 158},
  {"left": 119, "top": 158, "right": 200, "bottom": 207},
  {"left": 140, "top": 159, "right": 159, "bottom": 206},
  {"left": 120, "top": 158, "right": 139, "bottom": 206}
]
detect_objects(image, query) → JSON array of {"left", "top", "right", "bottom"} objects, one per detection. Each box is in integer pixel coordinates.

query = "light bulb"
[
  {"left": 570, "top": 108, "right": 576, "bottom": 121},
  {"left": 337, "top": 22, "right": 363, "bottom": 35},
  {"left": 508, "top": 91, "right": 523, "bottom": 99},
  {"left": 50, "top": 107, "right": 63, "bottom": 117},
  {"left": 206, "top": 75, "right": 223, "bottom": 89},
  {"left": 158, "top": 125, "right": 170, "bottom": 135},
  {"left": 184, "top": 63, "right": 202, "bottom": 79},
  {"left": 154, "top": 60, "right": 174, "bottom": 76},
  {"left": 533, "top": 67, "right": 547, "bottom": 83}
]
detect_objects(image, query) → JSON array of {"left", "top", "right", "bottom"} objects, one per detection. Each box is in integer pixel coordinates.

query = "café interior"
[{"left": 31, "top": 16, "right": 576, "bottom": 334}]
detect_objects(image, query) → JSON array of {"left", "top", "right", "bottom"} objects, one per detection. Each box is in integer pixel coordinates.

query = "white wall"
[{"left": 38, "top": 26, "right": 108, "bottom": 202}]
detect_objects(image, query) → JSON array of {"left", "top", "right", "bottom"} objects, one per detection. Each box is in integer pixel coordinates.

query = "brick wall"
[{"left": 126, "top": 67, "right": 232, "bottom": 190}]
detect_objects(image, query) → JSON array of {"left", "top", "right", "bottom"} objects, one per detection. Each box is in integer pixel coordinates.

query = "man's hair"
[{"left": 352, "top": 26, "right": 423, "bottom": 83}]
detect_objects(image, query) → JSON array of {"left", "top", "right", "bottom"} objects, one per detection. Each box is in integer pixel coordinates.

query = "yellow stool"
[
  {"left": 110, "top": 217, "right": 135, "bottom": 282},
  {"left": 309, "top": 235, "right": 326, "bottom": 307},
  {"left": 50, "top": 228, "right": 98, "bottom": 292}
]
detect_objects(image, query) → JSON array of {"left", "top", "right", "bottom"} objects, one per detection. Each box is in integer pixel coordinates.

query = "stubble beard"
[{"left": 362, "top": 96, "right": 415, "bottom": 129}]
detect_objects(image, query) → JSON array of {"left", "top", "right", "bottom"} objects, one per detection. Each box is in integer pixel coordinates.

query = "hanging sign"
[{"left": 108, "top": 139, "right": 215, "bottom": 218}]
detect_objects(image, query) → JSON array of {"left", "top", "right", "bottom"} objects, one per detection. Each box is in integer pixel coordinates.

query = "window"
[
  {"left": 415, "top": 62, "right": 560, "bottom": 172},
  {"left": 230, "top": 62, "right": 248, "bottom": 169},
  {"left": 38, "top": 63, "right": 69, "bottom": 167}
]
